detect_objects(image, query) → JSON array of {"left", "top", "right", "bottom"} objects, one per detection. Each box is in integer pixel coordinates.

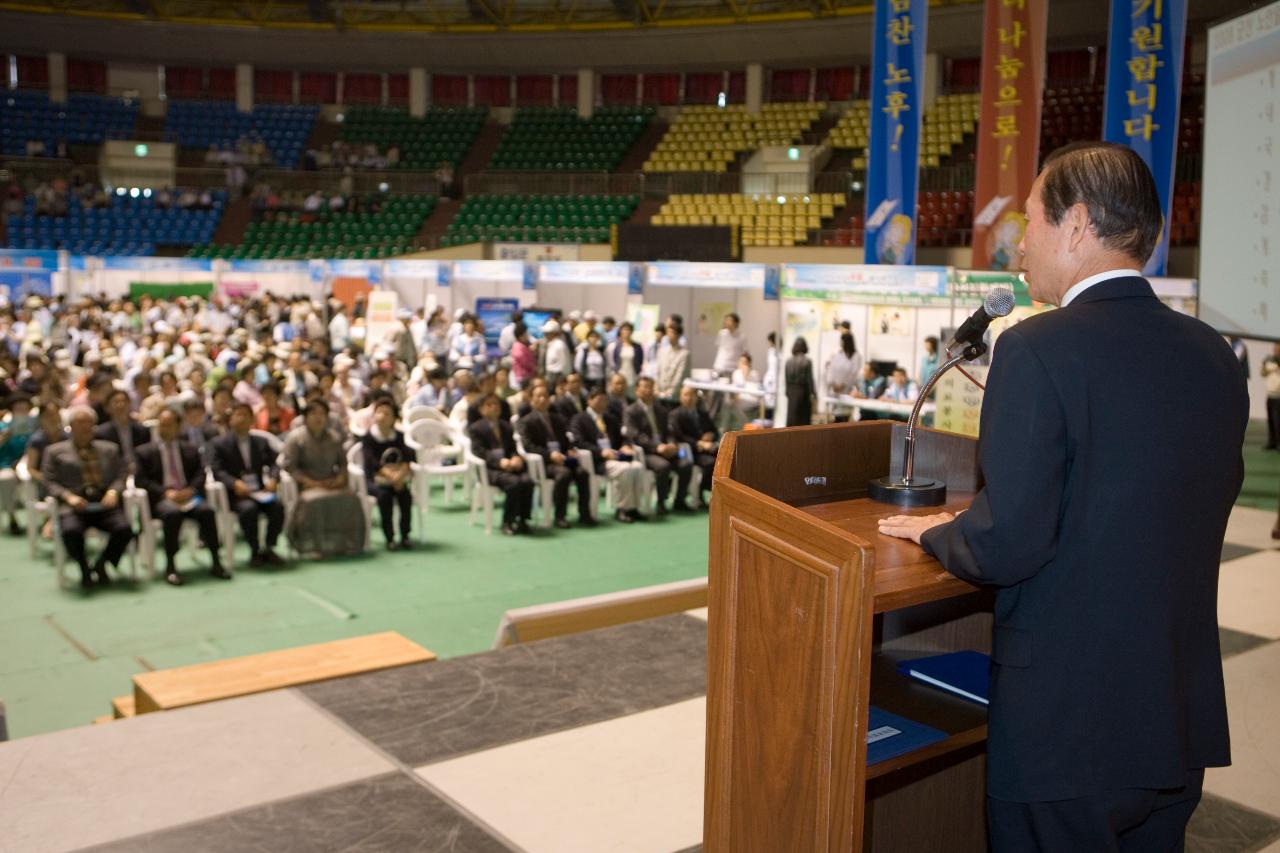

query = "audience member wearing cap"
[{"left": 541, "top": 319, "right": 571, "bottom": 391}]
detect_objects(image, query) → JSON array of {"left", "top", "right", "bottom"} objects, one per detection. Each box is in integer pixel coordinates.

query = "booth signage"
[{"left": 781, "top": 264, "right": 949, "bottom": 304}]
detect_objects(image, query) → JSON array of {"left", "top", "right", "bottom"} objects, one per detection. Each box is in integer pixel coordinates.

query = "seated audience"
[
  {"left": 361, "top": 398, "right": 415, "bottom": 551},
  {"left": 255, "top": 381, "right": 295, "bottom": 435},
  {"left": 570, "top": 387, "right": 647, "bottom": 523},
  {"left": 210, "top": 402, "right": 285, "bottom": 568},
  {"left": 41, "top": 406, "right": 133, "bottom": 589},
  {"left": 468, "top": 392, "right": 534, "bottom": 535},
  {"left": 0, "top": 394, "right": 37, "bottom": 534},
  {"left": 134, "top": 409, "right": 227, "bottom": 586},
  {"left": 518, "top": 382, "right": 593, "bottom": 529},
  {"left": 282, "top": 400, "right": 365, "bottom": 556},
  {"left": 625, "top": 376, "right": 692, "bottom": 515},
  {"left": 669, "top": 385, "right": 718, "bottom": 507},
  {"left": 94, "top": 388, "right": 151, "bottom": 468}
]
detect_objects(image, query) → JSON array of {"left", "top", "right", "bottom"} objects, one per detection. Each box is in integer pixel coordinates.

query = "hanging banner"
[
  {"left": 780, "top": 263, "right": 949, "bottom": 304},
  {"left": 864, "top": 0, "right": 928, "bottom": 265},
  {"left": 645, "top": 262, "right": 768, "bottom": 289},
  {"left": 1102, "top": 0, "right": 1187, "bottom": 276},
  {"left": 0, "top": 249, "right": 58, "bottom": 301},
  {"left": 970, "top": 0, "right": 1048, "bottom": 270}
]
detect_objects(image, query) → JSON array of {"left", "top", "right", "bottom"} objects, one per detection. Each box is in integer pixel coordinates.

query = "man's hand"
[
  {"left": 233, "top": 480, "right": 251, "bottom": 498},
  {"left": 66, "top": 494, "right": 88, "bottom": 511},
  {"left": 101, "top": 490, "right": 120, "bottom": 510},
  {"left": 877, "top": 512, "right": 956, "bottom": 545},
  {"left": 550, "top": 451, "right": 565, "bottom": 464},
  {"left": 602, "top": 449, "right": 617, "bottom": 461},
  {"left": 657, "top": 443, "right": 677, "bottom": 458}
]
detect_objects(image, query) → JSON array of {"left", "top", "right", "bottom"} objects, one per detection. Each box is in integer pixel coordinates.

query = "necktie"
[
  {"left": 165, "top": 443, "right": 183, "bottom": 490},
  {"left": 646, "top": 405, "right": 658, "bottom": 436}
]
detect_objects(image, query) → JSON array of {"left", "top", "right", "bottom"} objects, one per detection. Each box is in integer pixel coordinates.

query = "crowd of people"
[
  {"left": 302, "top": 140, "right": 400, "bottom": 171},
  {"left": 0, "top": 292, "right": 774, "bottom": 590},
  {"left": 3, "top": 174, "right": 218, "bottom": 220}
]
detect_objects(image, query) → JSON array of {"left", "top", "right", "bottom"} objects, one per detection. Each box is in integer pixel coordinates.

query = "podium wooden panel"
[{"left": 705, "top": 421, "right": 992, "bottom": 853}]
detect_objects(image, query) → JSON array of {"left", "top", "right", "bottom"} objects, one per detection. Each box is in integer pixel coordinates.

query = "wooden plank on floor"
[
  {"left": 132, "top": 632, "right": 436, "bottom": 714},
  {"left": 111, "top": 695, "right": 135, "bottom": 719}
]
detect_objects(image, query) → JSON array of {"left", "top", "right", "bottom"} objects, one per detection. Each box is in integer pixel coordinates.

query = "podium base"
[{"left": 867, "top": 476, "right": 947, "bottom": 507}]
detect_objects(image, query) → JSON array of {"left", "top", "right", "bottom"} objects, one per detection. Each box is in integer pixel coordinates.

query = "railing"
[{"left": 463, "top": 171, "right": 644, "bottom": 196}]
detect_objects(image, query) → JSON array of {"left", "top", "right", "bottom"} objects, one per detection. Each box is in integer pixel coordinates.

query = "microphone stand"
[{"left": 867, "top": 340, "right": 987, "bottom": 507}]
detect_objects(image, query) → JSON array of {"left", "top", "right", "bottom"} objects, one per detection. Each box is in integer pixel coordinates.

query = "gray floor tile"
[
  {"left": 302, "top": 613, "right": 709, "bottom": 767},
  {"left": 83, "top": 773, "right": 510, "bottom": 853},
  {"left": 1220, "top": 627, "right": 1273, "bottom": 659},
  {"left": 1223, "top": 543, "right": 1263, "bottom": 564},
  {"left": 1187, "top": 792, "right": 1280, "bottom": 853}
]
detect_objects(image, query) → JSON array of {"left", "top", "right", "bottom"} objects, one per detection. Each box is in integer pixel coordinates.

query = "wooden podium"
[{"left": 705, "top": 420, "right": 993, "bottom": 852}]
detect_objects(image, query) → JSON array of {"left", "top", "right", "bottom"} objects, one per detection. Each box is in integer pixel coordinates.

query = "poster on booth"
[
  {"left": 933, "top": 366, "right": 988, "bottom": 437},
  {"left": 624, "top": 304, "right": 662, "bottom": 346},
  {"left": 781, "top": 263, "right": 949, "bottom": 305},
  {"left": 365, "top": 290, "right": 400, "bottom": 350},
  {"left": 476, "top": 297, "right": 521, "bottom": 358},
  {"left": 220, "top": 260, "right": 313, "bottom": 300},
  {"left": 0, "top": 250, "right": 57, "bottom": 303}
]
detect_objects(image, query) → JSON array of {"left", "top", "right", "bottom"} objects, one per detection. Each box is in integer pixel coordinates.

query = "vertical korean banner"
[
  {"left": 971, "top": 0, "right": 1048, "bottom": 270},
  {"left": 864, "top": 0, "right": 927, "bottom": 265},
  {"left": 1102, "top": 0, "right": 1187, "bottom": 275}
]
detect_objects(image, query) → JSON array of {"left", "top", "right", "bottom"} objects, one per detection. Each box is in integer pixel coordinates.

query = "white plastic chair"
[
  {"left": 16, "top": 458, "right": 57, "bottom": 559},
  {"left": 403, "top": 405, "right": 450, "bottom": 426},
  {"left": 127, "top": 473, "right": 219, "bottom": 580},
  {"left": 513, "top": 433, "right": 556, "bottom": 529},
  {"left": 405, "top": 419, "right": 469, "bottom": 510}
]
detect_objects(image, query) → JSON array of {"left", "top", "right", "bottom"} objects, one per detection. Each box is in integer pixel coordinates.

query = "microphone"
[{"left": 945, "top": 287, "right": 1015, "bottom": 353}]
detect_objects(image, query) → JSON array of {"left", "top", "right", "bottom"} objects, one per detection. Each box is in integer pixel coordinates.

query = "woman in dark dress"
[{"left": 784, "top": 337, "right": 816, "bottom": 427}]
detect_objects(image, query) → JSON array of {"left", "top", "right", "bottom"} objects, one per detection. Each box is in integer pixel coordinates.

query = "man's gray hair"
[{"left": 65, "top": 405, "right": 96, "bottom": 424}]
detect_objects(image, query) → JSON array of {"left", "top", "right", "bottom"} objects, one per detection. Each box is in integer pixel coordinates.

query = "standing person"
[
  {"left": 134, "top": 409, "right": 227, "bottom": 586},
  {"left": 605, "top": 321, "right": 643, "bottom": 392},
  {"left": 510, "top": 322, "right": 536, "bottom": 389},
  {"left": 210, "top": 403, "right": 286, "bottom": 568},
  {"left": 918, "top": 335, "right": 942, "bottom": 397},
  {"left": 655, "top": 322, "right": 690, "bottom": 404},
  {"left": 468, "top": 393, "right": 534, "bottom": 535},
  {"left": 574, "top": 329, "right": 608, "bottom": 390},
  {"left": 824, "top": 332, "right": 862, "bottom": 423},
  {"left": 541, "top": 321, "right": 571, "bottom": 391},
  {"left": 1263, "top": 342, "right": 1280, "bottom": 451},
  {"left": 712, "top": 312, "right": 746, "bottom": 377},
  {"left": 879, "top": 142, "right": 1249, "bottom": 851},
  {"left": 784, "top": 337, "right": 815, "bottom": 427},
  {"left": 361, "top": 399, "right": 415, "bottom": 551},
  {"left": 763, "top": 331, "right": 779, "bottom": 420}
]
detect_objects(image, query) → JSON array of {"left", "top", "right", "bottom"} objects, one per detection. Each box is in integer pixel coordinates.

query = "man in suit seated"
[
  {"left": 135, "top": 409, "right": 228, "bottom": 586},
  {"left": 41, "top": 405, "right": 134, "bottom": 589},
  {"left": 518, "top": 382, "right": 593, "bottom": 529},
  {"left": 210, "top": 402, "right": 286, "bottom": 568},
  {"left": 180, "top": 395, "right": 220, "bottom": 463},
  {"left": 668, "top": 384, "right": 718, "bottom": 508},
  {"left": 468, "top": 393, "right": 534, "bottom": 536},
  {"left": 570, "top": 387, "right": 647, "bottom": 524},
  {"left": 94, "top": 388, "right": 151, "bottom": 470},
  {"left": 605, "top": 372, "right": 629, "bottom": 422},
  {"left": 625, "top": 376, "right": 692, "bottom": 516},
  {"left": 553, "top": 372, "right": 587, "bottom": 422}
]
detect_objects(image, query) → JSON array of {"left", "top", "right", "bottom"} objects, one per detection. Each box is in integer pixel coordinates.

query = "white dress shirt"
[{"left": 1060, "top": 269, "right": 1143, "bottom": 307}]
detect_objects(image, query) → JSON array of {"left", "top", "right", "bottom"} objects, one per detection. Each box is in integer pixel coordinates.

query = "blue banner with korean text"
[
  {"left": 865, "top": 0, "right": 928, "bottom": 266},
  {"left": 1102, "top": 0, "right": 1187, "bottom": 276}
]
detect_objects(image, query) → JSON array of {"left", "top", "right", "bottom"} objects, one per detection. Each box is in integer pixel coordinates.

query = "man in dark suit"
[
  {"left": 668, "top": 384, "right": 718, "bottom": 509},
  {"left": 135, "top": 409, "right": 228, "bottom": 586},
  {"left": 604, "top": 372, "right": 629, "bottom": 423},
  {"left": 518, "top": 382, "right": 593, "bottom": 529},
  {"left": 94, "top": 388, "right": 151, "bottom": 469},
  {"left": 42, "top": 406, "right": 134, "bottom": 589},
  {"left": 879, "top": 142, "right": 1250, "bottom": 851},
  {"left": 210, "top": 402, "right": 286, "bottom": 567},
  {"left": 468, "top": 393, "right": 534, "bottom": 535},
  {"left": 569, "top": 388, "right": 646, "bottom": 523},
  {"left": 625, "top": 376, "right": 692, "bottom": 515},
  {"left": 553, "top": 372, "right": 587, "bottom": 422}
]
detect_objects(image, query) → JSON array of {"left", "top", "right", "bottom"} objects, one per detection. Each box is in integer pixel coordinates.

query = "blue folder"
[
  {"left": 865, "top": 706, "right": 948, "bottom": 765},
  {"left": 896, "top": 651, "right": 991, "bottom": 706}
]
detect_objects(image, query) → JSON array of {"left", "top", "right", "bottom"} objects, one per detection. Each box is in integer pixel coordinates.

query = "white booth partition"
[
  {"left": 642, "top": 262, "right": 777, "bottom": 370},
  {"left": 219, "top": 259, "right": 314, "bottom": 300},
  {"left": 777, "top": 264, "right": 956, "bottom": 425},
  {"left": 535, "top": 261, "right": 636, "bottom": 325},
  {"left": 384, "top": 259, "right": 443, "bottom": 314},
  {"left": 79, "top": 256, "right": 218, "bottom": 301},
  {"left": 447, "top": 260, "right": 538, "bottom": 319}
]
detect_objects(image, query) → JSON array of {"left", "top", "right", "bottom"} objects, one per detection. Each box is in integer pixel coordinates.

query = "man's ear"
[{"left": 1064, "top": 202, "right": 1092, "bottom": 252}]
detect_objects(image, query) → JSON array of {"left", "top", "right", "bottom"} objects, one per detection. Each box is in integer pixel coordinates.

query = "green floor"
[
  {"left": 3, "top": 418, "right": 1276, "bottom": 741},
  {"left": 0, "top": 491, "right": 711, "bottom": 740}
]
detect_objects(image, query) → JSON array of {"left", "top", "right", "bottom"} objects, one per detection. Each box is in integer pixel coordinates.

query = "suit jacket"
[
  {"left": 516, "top": 409, "right": 571, "bottom": 463},
  {"left": 623, "top": 399, "right": 672, "bottom": 455},
  {"left": 467, "top": 418, "right": 519, "bottom": 473},
  {"left": 568, "top": 410, "right": 625, "bottom": 475},
  {"left": 553, "top": 392, "right": 586, "bottom": 422},
  {"left": 135, "top": 440, "right": 206, "bottom": 508},
  {"left": 94, "top": 419, "right": 151, "bottom": 460},
  {"left": 209, "top": 432, "right": 280, "bottom": 493},
  {"left": 40, "top": 438, "right": 128, "bottom": 505},
  {"left": 920, "top": 277, "right": 1249, "bottom": 802},
  {"left": 668, "top": 404, "right": 717, "bottom": 449}
]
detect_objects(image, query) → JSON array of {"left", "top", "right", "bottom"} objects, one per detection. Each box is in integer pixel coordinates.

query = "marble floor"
[{"left": 0, "top": 505, "right": 1276, "bottom": 853}]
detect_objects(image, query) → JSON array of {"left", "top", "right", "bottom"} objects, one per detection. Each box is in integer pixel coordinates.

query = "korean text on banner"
[
  {"left": 1102, "top": 0, "right": 1187, "bottom": 275},
  {"left": 971, "top": 0, "right": 1047, "bottom": 270},
  {"left": 865, "top": 0, "right": 928, "bottom": 266}
]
